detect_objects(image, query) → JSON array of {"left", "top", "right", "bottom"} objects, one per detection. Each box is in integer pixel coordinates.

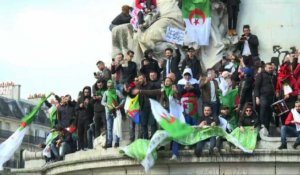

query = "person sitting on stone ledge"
[
  {"left": 50, "top": 124, "right": 77, "bottom": 161},
  {"left": 238, "top": 103, "right": 259, "bottom": 134},
  {"left": 109, "top": 5, "right": 133, "bottom": 31},
  {"left": 195, "top": 105, "right": 220, "bottom": 157},
  {"left": 217, "top": 106, "right": 233, "bottom": 152},
  {"left": 278, "top": 100, "right": 300, "bottom": 149}
]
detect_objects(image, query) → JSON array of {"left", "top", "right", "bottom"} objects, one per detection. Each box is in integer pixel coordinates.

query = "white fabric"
[
  {"left": 283, "top": 84, "right": 293, "bottom": 95},
  {"left": 184, "top": 18, "right": 211, "bottom": 46},
  {"left": 166, "top": 59, "right": 170, "bottom": 77},
  {"left": 178, "top": 68, "right": 199, "bottom": 85},
  {"left": 210, "top": 81, "right": 217, "bottom": 102},
  {"left": 0, "top": 127, "right": 29, "bottom": 170},
  {"left": 242, "top": 40, "right": 251, "bottom": 56},
  {"left": 218, "top": 76, "right": 231, "bottom": 96},
  {"left": 113, "top": 110, "right": 123, "bottom": 139},
  {"left": 291, "top": 108, "right": 300, "bottom": 131},
  {"left": 224, "top": 62, "right": 236, "bottom": 73},
  {"left": 219, "top": 116, "right": 231, "bottom": 131},
  {"left": 169, "top": 96, "right": 185, "bottom": 123}
]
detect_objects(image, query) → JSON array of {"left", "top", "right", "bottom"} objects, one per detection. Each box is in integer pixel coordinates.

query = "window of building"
[{"left": 5, "top": 122, "right": 10, "bottom": 130}]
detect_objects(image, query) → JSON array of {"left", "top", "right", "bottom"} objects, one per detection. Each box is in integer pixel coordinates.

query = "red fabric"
[
  {"left": 285, "top": 112, "right": 295, "bottom": 125},
  {"left": 135, "top": 0, "right": 157, "bottom": 9},
  {"left": 276, "top": 64, "right": 292, "bottom": 92},
  {"left": 182, "top": 92, "right": 197, "bottom": 97},
  {"left": 294, "top": 64, "right": 300, "bottom": 89}
]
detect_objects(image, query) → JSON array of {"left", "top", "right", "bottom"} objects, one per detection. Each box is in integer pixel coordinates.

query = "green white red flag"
[
  {"left": 182, "top": 0, "right": 211, "bottom": 45},
  {"left": 0, "top": 94, "right": 51, "bottom": 170}
]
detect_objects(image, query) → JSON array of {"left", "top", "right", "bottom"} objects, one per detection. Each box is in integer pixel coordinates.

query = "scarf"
[
  {"left": 107, "top": 88, "right": 118, "bottom": 108},
  {"left": 163, "top": 85, "right": 173, "bottom": 97}
]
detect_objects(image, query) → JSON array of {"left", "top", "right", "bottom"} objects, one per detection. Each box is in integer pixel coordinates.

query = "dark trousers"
[
  {"left": 194, "top": 137, "right": 217, "bottom": 157},
  {"left": 77, "top": 118, "right": 90, "bottom": 150},
  {"left": 227, "top": 5, "right": 239, "bottom": 30},
  {"left": 141, "top": 107, "right": 157, "bottom": 139},
  {"left": 129, "top": 120, "right": 142, "bottom": 142},
  {"left": 259, "top": 96, "right": 274, "bottom": 131},
  {"left": 94, "top": 111, "right": 106, "bottom": 137}
]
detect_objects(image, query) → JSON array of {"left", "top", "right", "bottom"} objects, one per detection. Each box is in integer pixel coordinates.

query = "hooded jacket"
[
  {"left": 76, "top": 86, "right": 94, "bottom": 122},
  {"left": 177, "top": 68, "right": 200, "bottom": 98}
]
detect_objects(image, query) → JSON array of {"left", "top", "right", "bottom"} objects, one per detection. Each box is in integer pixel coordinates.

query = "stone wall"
[{"left": 10, "top": 128, "right": 300, "bottom": 175}]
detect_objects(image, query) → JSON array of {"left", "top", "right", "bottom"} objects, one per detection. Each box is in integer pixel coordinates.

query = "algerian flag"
[
  {"left": 48, "top": 105, "right": 58, "bottom": 128},
  {"left": 182, "top": 0, "right": 211, "bottom": 45},
  {"left": 121, "top": 100, "right": 257, "bottom": 172},
  {"left": 0, "top": 94, "right": 51, "bottom": 170}
]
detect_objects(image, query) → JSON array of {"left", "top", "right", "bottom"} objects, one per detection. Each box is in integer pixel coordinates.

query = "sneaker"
[
  {"left": 293, "top": 143, "right": 300, "bottom": 149},
  {"left": 114, "top": 143, "right": 120, "bottom": 148},
  {"left": 278, "top": 144, "right": 287, "bottom": 150},
  {"left": 103, "top": 143, "right": 112, "bottom": 149},
  {"left": 170, "top": 154, "right": 179, "bottom": 161}
]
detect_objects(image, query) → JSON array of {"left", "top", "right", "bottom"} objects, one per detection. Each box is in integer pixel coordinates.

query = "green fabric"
[
  {"left": 49, "top": 106, "right": 57, "bottom": 128},
  {"left": 160, "top": 119, "right": 195, "bottom": 138},
  {"left": 163, "top": 86, "right": 173, "bottom": 97},
  {"left": 182, "top": 0, "right": 211, "bottom": 18},
  {"left": 231, "top": 126, "right": 259, "bottom": 150},
  {"left": 21, "top": 94, "right": 51, "bottom": 126},
  {"left": 107, "top": 89, "right": 118, "bottom": 108},
  {"left": 96, "top": 88, "right": 106, "bottom": 96},
  {"left": 122, "top": 126, "right": 257, "bottom": 169},
  {"left": 120, "top": 139, "right": 156, "bottom": 161},
  {"left": 219, "top": 88, "right": 239, "bottom": 129},
  {"left": 45, "top": 131, "right": 59, "bottom": 145}
]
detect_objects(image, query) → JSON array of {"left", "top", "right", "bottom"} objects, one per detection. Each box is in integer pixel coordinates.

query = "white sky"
[{"left": 0, "top": 0, "right": 132, "bottom": 99}]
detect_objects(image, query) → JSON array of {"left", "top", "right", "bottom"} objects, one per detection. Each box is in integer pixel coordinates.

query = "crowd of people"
[{"left": 40, "top": 0, "right": 300, "bottom": 163}]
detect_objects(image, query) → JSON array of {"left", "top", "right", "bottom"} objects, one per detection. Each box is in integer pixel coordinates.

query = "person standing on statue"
[
  {"left": 254, "top": 63, "right": 277, "bottom": 133},
  {"left": 160, "top": 45, "right": 182, "bottom": 82},
  {"left": 140, "top": 49, "right": 161, "bottom": 80},
  {"left": 237, "top": 25, "right": 260, "bottom": 67},
  {"left": 222, "top": 0, "right": 240, "bottom": 36}
]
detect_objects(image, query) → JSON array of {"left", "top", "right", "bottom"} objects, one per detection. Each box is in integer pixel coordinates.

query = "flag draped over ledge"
[
  {"left": 120, "top": 99, "right": 258, "bottom": 172},
  {"left": 0, "top": 94, "right": 51, "bottom": 170},
  {"left": 182, "top": 0, "right": 211, "bottom": 45}
]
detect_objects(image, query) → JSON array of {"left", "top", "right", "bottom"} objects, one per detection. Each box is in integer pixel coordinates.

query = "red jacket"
[
  {"left": 285, "top": 111, "right": 300, "bottom": 125},
  {"left": 276, "top": 63, "right": 299, "bottom": 97}
]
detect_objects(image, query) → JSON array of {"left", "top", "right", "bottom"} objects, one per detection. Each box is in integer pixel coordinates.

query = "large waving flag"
[
  {"left": 182, "top": 0, "right": 211, "bottom": 45},
  {"left": 47, "top": 105, "right": 57, "bottom": 128},
  {"left": 0, "top": 94, "right": 51, "bottom": 170},
  {"left": 124, "top": 95, "right": 141, "bottom": 124},
  {"left": 121, "top": 100, "right": 257, "bottom": 171},
  {"left": 219, "top": 88, "right": 239, "bottom": 129}
]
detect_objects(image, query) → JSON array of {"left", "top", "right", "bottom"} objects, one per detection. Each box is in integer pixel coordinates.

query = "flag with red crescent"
[{"left": 182, "top": 0, "right": 211, "bottom": 45}]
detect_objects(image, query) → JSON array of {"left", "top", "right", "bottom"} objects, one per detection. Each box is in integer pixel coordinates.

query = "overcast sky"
[{"left": 0, "top": 0, "right": 132, "bottom": 99}]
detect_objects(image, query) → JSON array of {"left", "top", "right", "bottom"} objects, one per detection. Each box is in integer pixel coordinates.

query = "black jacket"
[
  {"left": 254, "top": 71, "right": 277, "bottom": 98},
  {"left": 111, "top": 13, "right": 131, "bottom": 25},
  {"left": 140, "top": 58, "right": 161, "bottom": 80},
  {"left": 181, "top": 56, "right": 202, "bottom": 79},
  {"left": 237, "top": 33, "right": 259, "bottom": 56},
  {"left": 239, "top": 114, "right": 259, "bottom": 128},
  {"left": 161, "top": 49, "right": 181, "bottom": 81},
  {"left": 199, "top": 115, "right": 220, "bottom": 126},
  {"left": 76, "top": 86, "right": 94, "bottom": 123}
]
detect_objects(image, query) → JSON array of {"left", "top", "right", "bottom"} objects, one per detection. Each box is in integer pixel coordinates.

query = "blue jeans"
[
  {"left": 281, "top": 125, "right": 300, "bottom": 145},
  {"left": 106, "top": 112, "right": 120, "bottom": 145}
]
